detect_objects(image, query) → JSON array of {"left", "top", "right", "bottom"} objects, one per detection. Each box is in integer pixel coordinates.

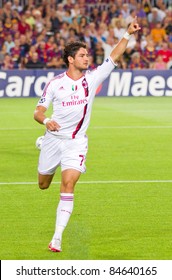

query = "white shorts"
[{"left": 38, "top": 132, "right": 88, "bottom": 175}]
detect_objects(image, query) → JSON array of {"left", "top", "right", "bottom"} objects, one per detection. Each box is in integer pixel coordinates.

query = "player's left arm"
[{"left": 110, "top": 17, "right": 141, "bottom": 63}]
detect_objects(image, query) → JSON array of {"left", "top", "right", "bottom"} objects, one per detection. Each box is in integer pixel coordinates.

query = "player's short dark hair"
[{"left": 63, "top": 41, "right": 87, "bottom": 67}]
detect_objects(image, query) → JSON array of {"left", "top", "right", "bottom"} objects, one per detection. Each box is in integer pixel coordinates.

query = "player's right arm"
[
  {"left": 34, "top": 105, "right": 61, "bottom": 131},
  {"left": 34, "top": 77, "right": 61, "bottom": 131}
]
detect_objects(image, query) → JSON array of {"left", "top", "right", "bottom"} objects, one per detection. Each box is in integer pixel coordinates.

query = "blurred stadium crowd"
[{"left": 0, "top": 0, "right": 172, "bottom": 70}]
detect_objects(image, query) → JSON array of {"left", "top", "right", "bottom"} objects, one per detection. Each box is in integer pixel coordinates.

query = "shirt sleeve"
[
  {"left": 37, "top": 79, "right": 54, "bottom": 109},
  {"left": 88, "top": 56, "right": 117, "bottom": 88}
]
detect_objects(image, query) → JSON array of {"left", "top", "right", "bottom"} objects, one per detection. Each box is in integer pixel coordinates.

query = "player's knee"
[
  {"left": 61, "top": 181, "right": 74, "bottom": 193},
  {"left": 38, "top": 173, "right": 54, "bottom": 190},
  {"left": 38, "top": 181, "right": 50, "bottom": 190}
]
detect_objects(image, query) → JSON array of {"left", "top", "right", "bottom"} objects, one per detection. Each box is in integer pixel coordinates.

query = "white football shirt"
[{"left": 37, "top": 56, "right": 117, "bottom": 139}]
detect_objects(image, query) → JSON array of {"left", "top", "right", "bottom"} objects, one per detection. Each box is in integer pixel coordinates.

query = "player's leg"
[
  {"left": 60, "top": 168, "right": 81, "bottom": 193},
  {"left": 38, "top": 173, "right": 55, "bottom": 190},
  {"left": 49, "top": 169, "right": 81, "bottom": 252},
  {"left": 49, "top": 136, "right": 88, "bottom": 252}
]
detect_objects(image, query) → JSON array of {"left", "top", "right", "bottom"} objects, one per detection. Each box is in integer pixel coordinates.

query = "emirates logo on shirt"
[{"left": 62, "top": 98, "right": 87, "bottom": 107}]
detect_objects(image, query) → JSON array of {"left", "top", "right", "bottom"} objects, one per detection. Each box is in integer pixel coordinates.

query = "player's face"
[{"left": 72, "top": 48, "right": 89, "bottom": 70}]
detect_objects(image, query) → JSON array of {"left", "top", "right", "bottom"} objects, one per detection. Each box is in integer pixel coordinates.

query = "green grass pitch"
[{"left": 0, "top": 97, "right": 172, "bottom": 260}]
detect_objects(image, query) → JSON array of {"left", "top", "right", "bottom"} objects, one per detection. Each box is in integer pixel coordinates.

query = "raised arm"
[{"left": 110, "top": 17, "right": 141, "bottom": 63}]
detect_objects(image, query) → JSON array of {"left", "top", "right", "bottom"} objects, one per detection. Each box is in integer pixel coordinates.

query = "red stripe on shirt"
[
  {"left": 72, "top": 78, "right": 89, "bottom": 139},
  {"left": 72, "top": 104, "right": 88, "bottom": 139}
]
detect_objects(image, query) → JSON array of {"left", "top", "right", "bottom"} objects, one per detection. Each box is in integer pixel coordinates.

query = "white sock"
[{"left": 53, "top": 193, "right": 74, "bottom": 240}]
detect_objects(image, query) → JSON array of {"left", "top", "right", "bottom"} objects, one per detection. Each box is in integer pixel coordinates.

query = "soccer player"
[{"left": 34, "top": 17, "right": 141, "bottom": 252}]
